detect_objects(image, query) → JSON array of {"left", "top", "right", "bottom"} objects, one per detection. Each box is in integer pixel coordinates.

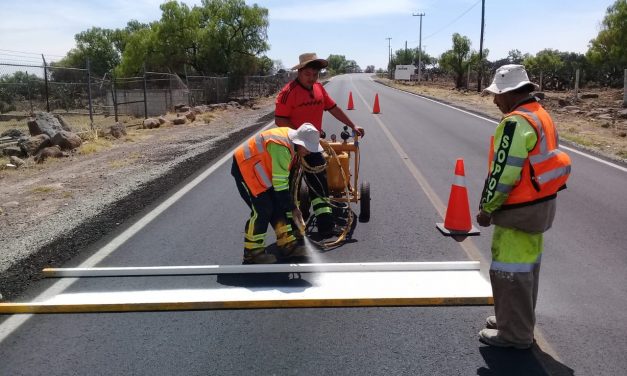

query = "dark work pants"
[
  {"left": 231, "top": 158, "right": 295, "bottom": 252},
  {"left": 303, "top": 152, "right": 333, "bottom": 231}
]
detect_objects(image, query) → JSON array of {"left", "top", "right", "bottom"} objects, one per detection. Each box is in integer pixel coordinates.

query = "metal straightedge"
[{"left": 0, "top": 262, "right": 493, "bottom": 314}]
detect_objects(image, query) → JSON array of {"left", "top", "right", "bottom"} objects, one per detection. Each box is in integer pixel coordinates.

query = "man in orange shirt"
[{"left": 275, "top": 52, "right": 364, "bottom": 236}]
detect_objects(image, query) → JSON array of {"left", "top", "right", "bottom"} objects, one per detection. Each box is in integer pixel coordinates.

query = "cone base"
[{"left": 436, "top": 223, "right": 480, "bottom": 237}]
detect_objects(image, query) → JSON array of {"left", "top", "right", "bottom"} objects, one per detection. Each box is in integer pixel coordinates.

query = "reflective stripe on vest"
[{"left": 491, "top": 254, "right": 542, "bottom": 273}]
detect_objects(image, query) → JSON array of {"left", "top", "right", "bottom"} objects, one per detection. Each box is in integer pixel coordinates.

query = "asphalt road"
[{"left": 1, "top": 74, "right": 626, "bottom": 375}]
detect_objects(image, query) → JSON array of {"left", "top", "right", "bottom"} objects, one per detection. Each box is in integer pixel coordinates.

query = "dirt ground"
[{"left": 378, "top": 78, "right": 627, "bottom": 161}]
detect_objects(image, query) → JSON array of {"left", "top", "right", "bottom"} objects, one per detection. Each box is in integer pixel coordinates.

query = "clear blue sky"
[{"left": 0, "top": 0, "right": 616, "bottom": 70}]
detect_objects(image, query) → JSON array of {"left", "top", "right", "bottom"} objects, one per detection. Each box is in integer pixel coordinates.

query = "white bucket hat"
[
  {"left": 483, "top": 64, "right": 539, "bottom": 94},
  {"left": 291, "top": 52, "right": 328, "bottom": 71},
  {"left": 288, "top": 123, "right": 323, "bottom": 152}
]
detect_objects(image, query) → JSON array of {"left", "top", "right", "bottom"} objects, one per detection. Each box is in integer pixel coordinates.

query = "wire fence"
[{"left": 0, "top": 56, "right": 293, "bottom": 134}]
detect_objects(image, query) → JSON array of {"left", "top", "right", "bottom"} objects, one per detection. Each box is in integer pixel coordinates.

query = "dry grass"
[
  {"left": 31, "top": 185, "right": 57, "bottom": 194},
  {"left": 79, "top": 138, "right": 113, "bottom": 155}
]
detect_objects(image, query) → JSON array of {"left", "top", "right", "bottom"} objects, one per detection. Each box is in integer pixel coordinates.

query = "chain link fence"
[{"left": 1, "top": 55, "right": 293, "bottom": 137}]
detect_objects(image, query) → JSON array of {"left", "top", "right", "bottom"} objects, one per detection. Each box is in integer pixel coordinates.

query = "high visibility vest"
[
  {"left": 234, "top": 127, "right": 294, "bottom": 197},
  {"left": 491, "top": 101, "right": 571, "bottom": 206}
]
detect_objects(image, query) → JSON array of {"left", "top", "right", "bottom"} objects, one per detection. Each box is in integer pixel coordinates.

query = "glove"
[{"left": 476, "top": 210, "right": 492, "bottom": 227}]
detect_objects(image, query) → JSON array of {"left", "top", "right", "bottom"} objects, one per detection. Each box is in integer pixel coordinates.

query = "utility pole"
[
  {"left": 477, "top": 0, "right": 485, "bottom": 92},
  {"left": 412, "top": 12, "right": 425, "bottom": 82},
  {"left": 386, "top": 37, "right": 392, "bottom": 79}
]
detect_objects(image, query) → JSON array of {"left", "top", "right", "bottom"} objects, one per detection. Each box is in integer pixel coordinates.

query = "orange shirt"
[{"left": 275, "top": 80, "right": 336, "bottom": 132}]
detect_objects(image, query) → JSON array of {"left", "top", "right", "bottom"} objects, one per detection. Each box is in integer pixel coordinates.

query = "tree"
[
  {"left": 439, "top": 33, "right": 472, "bottom": 88},
  {"left": 365, "top": 65, "right": 375, "bottom": 73},
  {"left": 524, "top": 49, "right": 564, "bottom": 90},
  {"left": 55, "top": 27, "right": 120, "bottom": 78},
  {"left": 587, "top": 0, "right": 627, "bottom": 86},
  {"left": 327, "top": 54, "right": 349, "bottom": 75}
]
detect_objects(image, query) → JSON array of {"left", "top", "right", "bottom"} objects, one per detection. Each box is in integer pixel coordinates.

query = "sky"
[{"left": 0, "top": 0, "right": 617, "bottom": 71}]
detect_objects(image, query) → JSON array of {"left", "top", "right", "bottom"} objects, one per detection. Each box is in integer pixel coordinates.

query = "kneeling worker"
[{"left": 231, "top": 123, "right": 321, "bottom": 264}]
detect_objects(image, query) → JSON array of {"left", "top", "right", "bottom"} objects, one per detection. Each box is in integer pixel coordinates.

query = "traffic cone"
[
  {"left": 347, "top": 92, "right": 354, "bottom": 110},
  {"left": 373, "top": 94, "right": 380, "bottom": 114},
  {"left": 436, "top": 158, "right": 480, "bottom": 241}
]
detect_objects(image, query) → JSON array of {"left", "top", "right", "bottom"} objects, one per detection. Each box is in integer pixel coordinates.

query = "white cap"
[
  {"left": 483, "top": 64, "right": 539, "bottom": 94},
  {"left": 288, "top": 123, "right": 323, "bottom": 152}
]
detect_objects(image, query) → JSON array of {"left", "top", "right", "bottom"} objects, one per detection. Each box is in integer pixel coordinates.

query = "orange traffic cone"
[
  {"left": 436, "top": 158, "right": 480, "bottom": 241},
  {"left": 373, "top": 94, "right": 380, "bottom": 114},
  {"left": 347, "top": 92, "right": 354, "bottom": 110}
]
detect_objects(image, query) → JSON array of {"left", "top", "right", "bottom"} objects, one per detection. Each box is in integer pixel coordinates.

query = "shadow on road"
[{"left": 477, "top": 344, "right": 574, "bottom": 375}]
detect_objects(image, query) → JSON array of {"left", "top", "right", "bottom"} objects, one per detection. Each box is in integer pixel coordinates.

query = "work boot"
[
  {"left": 486, "top": 315, "right": 497, "bottom": 329},
  {"left": 280, "top": 240, "right": 308, "bottom": 258},
  {"left": 478, "top": 328, "right": 532, "bottom": 350},
  {"left": 243, "top": 249, "right": 277, "bottom": 264}
]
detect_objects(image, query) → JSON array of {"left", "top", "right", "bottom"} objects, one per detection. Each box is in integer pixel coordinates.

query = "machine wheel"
[
  {"left": 298, "top": 181, "right": 311, "bottom": 221},
  {"left": 359, "top": 181, "right": 370, "bottom": 223}
]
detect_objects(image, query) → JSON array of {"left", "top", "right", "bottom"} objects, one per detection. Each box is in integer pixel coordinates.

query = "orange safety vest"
[
  {"left": 234, "top": 127, "right": 295, "bottom": 197},
  {"left": 492, "top": 101, "right": 571, "bottom": 206}
]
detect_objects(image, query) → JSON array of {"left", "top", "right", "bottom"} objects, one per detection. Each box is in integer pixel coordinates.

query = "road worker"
[
  {"left": 231, "top": 123, "right": 321, "bottom": 264},
  {"left": 477, "top": 64, "right": 571, "bottom": 349},
  {"left": 275, "top": 52, "right": 364, "bottom": 237}
]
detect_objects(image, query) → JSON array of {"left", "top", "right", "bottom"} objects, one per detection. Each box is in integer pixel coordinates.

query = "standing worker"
[
  {"left": 275, "top": 52, "right": 365, "bottom": 237},
  {"left": 477, "top": 65, "right": 571, "bottom": 349},
  {"left": 232, "top": 123, "right": 322, "bottom": 264}
]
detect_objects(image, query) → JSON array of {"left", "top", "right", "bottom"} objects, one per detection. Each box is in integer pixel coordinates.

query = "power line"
[
  {"left": 0, "top": 48, "right": 65, "bottom": 58},
  {"left": 421, "top": 0, "right": 481, "bottom": 41}
]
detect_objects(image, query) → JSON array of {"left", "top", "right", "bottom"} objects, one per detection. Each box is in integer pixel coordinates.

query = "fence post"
[
  {"left": 466, "top": 64, "right": 471, "bottom": 90},
  {"left": 42, "top": 54, "right": 50, "bottom": 112},
  {"left": 111, "top": 72, "right": 118, "bottom": 122},
  {"left": 184, "top": 65, "right": 191, "bottom": 106},
  {"left": 87, "top": 58, "right": 94, "bottom": 130},
  {"left": 142, "top": 64, "right": 148, "bottom": 119},
  {"left": 623, "top": 69, "right": 627, "bottom": 108},
  {"left": 26, "top": 70, "right": 33, "bottom": 113},
  {"left": 574, "top": 69, "right": 580, "bottom": 100}
]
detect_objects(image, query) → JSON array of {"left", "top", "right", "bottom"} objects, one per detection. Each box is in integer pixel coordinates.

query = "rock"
[
  {"left": 110, "top": 123, "right": 127, "bottom": 139},
  {"left": 174, "top": 103, "right": 188, "bottom": 111},
  {"left": 2, "top": 146, "right": 26, "bottom": 158},
  {"left": 192, "top": 106, "right": 204, "bottom": 114},
  {"left": 580, "top": 93, "right": 599, "bottom": 99},
  {"left": 19, "top": 134, "right": 51, "bottom": 156},
  {"left": 597, "top": 114, "right": 614, "bottom": 120},
  {"left": 619, "top": 132, "right": 626, "bottom": 137},
  {"left": 1, "top": 129, "right": 25, "bottom": 138},
  {"left": 175, "top": 104, "right": 190, "bottom": 113},
  {"left": 52, "top": 131, "right": 82, "bottom": 150},
  {"left": 563, "top": 106, "right": 580, "bottom": 112},
  {"left": 9, "top": 156, "right": 25, "bottom": 167},
  {"left": 34, "top": 145, "right": 66, "bottom": 164},
  {"left": 142, "top": 118, "right": 161, "bottom": 129},
  {"left": 53, "top": 114, "right": 73, "bottom": 132},
  {"left": 558, "top": 99, "right": 571, "bottom": 107},
  {"left": 158, "top": 116, "right": 167, "bottom": 125},
  {"left": 618, "top": 109, "right": 627, "bottom": 119},
  {"left": 172, "top": 117, "right": 186, "bottom": 125},
  {"left": 534, "top": 92, "right": 545, "bottom": 100},
  {"left": 27, "top": 112, "right": 66, "bottom": 137},
  {"left": 184, "top": 111, "right": 196, "bottom": 121},
  {"left": 5, "top": 164, "right": 16, "bottom": 169}
]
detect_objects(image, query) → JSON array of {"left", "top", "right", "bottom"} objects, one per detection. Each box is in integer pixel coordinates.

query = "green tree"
[
  {"left": 587, "top": 0, "right": 627, "bottom": 86},
  {"left": 524, "top": 49, "right": 564, "bottom": 90},
  {"left": 55, "top": 27, "right": 120, "bottom": 78},
  {"left": 327, "top": 54, "right": 349, "bottom": 75},
  {"left": 439, "top": 33, "right": 472, "bottom": 88}
]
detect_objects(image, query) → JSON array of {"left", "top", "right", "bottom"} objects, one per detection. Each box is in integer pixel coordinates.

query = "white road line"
[
  {"left": 0, "top": 121, "right": 275, "bottom": 343},
  {"left": 373, "top": 78, "right": 627, "bottom": 173}
]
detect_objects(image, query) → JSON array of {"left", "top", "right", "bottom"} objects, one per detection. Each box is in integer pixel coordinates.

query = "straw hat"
[
  {"left": 288, "top": 123, "right": 323, "bottom": 152},
  {"left": 483, "top": 64, "right": 539, "bottom": 94},
  {"left": 291, "top": 52, "right": 329, "bottom": 70}
]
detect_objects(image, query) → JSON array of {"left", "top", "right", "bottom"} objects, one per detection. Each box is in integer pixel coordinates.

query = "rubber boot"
[{"left": 243, "top": 248, "right": 277, "bottom": 264}]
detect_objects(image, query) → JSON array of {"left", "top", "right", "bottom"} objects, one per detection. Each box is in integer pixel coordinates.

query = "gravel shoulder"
[{"left": 0, "top": 97, "right": 275, "bottom": 300}]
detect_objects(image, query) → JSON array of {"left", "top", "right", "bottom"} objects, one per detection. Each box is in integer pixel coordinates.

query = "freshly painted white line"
[
  {"left": 373, "top": 78, "right": 627, "bottom": 172},
  {"left": 0, "top": 121, "right": 275, "bottom": 343}
]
